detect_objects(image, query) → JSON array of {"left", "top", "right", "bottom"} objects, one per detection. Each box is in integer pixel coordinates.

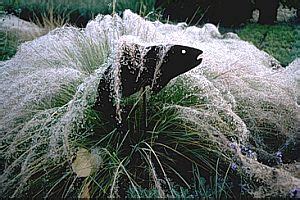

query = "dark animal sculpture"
[
  {"left": 94, "top": 43, "right": 203, "bottom": 123},
  {"left": 93, "top": 44, "right": 203, "bottom": 193}
]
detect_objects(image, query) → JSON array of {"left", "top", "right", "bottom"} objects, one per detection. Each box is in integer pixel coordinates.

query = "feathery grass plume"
[{"left": 1, "top": 10, "right": 299, "bottom": 198}]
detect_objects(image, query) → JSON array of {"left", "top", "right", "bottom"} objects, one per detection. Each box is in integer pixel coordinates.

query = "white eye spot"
[{"left": 181, "top": 49, "right": 186, "bottom": 54}]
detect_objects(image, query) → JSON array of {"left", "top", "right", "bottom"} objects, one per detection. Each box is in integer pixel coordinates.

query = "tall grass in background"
[{"left": 4, "top": 0, "right": 155, "bottom": 26}]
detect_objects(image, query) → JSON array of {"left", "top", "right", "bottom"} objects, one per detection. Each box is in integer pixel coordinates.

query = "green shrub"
[{"left": 0, "top": 31, "right": 19, "bottom": 61}]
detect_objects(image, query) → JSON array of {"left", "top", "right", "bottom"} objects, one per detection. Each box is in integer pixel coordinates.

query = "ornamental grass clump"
[{"left": 0, "top": 10, "right": 299, "bottom": 198}]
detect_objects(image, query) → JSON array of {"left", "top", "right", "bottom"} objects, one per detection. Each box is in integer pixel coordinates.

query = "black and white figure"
[{"left": 94, "top": 43, "right": 203, "bottom": 122}]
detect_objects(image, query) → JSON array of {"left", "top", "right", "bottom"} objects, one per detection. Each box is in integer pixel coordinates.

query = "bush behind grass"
[{"left": 3, "top": 0, "right": 157, "bottom": 27}]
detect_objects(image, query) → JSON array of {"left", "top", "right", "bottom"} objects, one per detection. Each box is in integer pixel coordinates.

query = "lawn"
[{"left": 234, "top": 23, "right": 300, "bottom": 66}]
